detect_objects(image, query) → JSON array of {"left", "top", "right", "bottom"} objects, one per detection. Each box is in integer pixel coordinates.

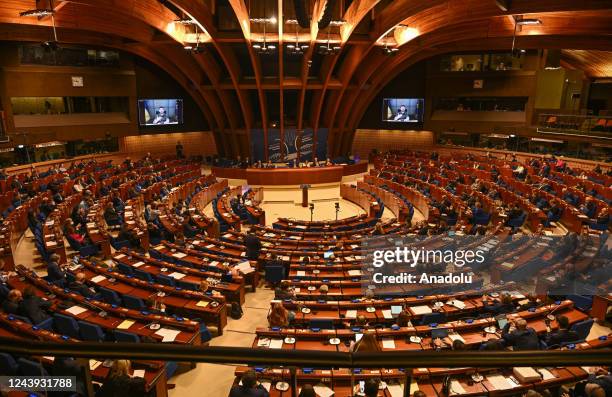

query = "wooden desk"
[{"left": 212, "top": 163, "right": 368, "bottom": 185}]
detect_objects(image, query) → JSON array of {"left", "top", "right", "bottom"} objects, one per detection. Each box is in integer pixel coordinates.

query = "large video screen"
[
  {"left": 382, "top": 98, "right": 424, "bottom": 123},
  {"left": 138, "top": 99, "right": 183, "bottom": 126}
]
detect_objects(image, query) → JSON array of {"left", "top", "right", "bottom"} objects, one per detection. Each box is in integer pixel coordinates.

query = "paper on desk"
[
  {"left": 500, "top": 262, "right": 514, "bottom": 269},
  {"left": 297, "top": 271, "right": 306, "bottom": 277},
  {"left": 382, "top": 338, "right": 396, "bottom": 349},
  {"left": 259, "top": 381, "right": 272, "bottom": 392},
  {"left": 168, "top": 272, "right": 186, "bottom": 279},
  {"left": 155, "top": 328, "right": 181, "bottom": 342},
  {"left": 117, "top": 319, "right": 135, "bottom": 330},
  {"left": 172, "top": 252, "right": 187, "bottom": 259},
  {"left": 269, "top": 339, "right": 284, "bottom": 349},
  {"left": 313, "top": 384, "right": 335, "bottom": 397},
  {"left": 387, "top": 383, "right": 404, "bottom": 397},
  {"left": 538, "top": 368, "right": 556, "bottom": 380},
  {"left": 347, "top": 270, "right": 361, "bottom": 276},
  {"left": 486, "top": 375, "right": 513, "bottom": 390},
  {"left": 448, "top": 333, "right": 465, "bottom": 344},
  {"left": 236, "top": 261, "right": 254, "bottom": 274},
  {"left": 132, "top": 261, "right": 144, "bottom": 268},
  {"left": 450, "top": 380, "right": 467, "bottom": 395},
  {"left": 66, "top": 306, "right": 88, "bottom": 315},
  {"left": 196, "top": 300, "right": 210, "bottom": 307},
  {"left": 382, "top": 309, "right": 393, "bottom": 319},
  {"left": 132, "top": 369, "right": 145, "bottom": 378},
  {"left": 449, "top": 299, "right": 466, "bottom": 309},
  {"left": 90, "top": 275, "right": 106, "bottom": 284},
  {"left": 209, "top": 261, "right": 219, "bottom": 267},
  {"left": 115, "top": 254, "right": 126, "bottom": 259},
  {"left": 89, "top": 360, "right": 102, "bottom": 371},
  {"left": 345, "top": 310, "right": 357, "bottom": 319},
  {"left": 411, "top": 305, "right": 432, "bottom": 315},
  {"left": 257, "top": 338, "right": 270, "bottom": 347},
  {"left": 206, "top": 244, "right": 215, "bottom": 248}
]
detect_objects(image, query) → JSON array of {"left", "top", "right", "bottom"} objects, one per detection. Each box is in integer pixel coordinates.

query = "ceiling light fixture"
[
  {"left": 516, "top": 18, "right": 542, "bottom": 26},
  {"left": 20, "top": 8, "right": 54, "bottom": 17},
  {"left": 175, "top": 17, "right": 196, "bottom": 25},
  {"left": 286, "top": 19, "right": 308, "bottom": 55},
  {"left": 318, "top": 26, "right": 341, "bottom": 55}
]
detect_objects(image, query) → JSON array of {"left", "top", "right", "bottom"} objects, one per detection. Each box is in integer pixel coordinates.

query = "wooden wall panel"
[
  {"left": 351, "top": 129, "right": 434, "bottom": 158},
  {"left": 120, "top": 131, "right": 217, "bottom": 158}
]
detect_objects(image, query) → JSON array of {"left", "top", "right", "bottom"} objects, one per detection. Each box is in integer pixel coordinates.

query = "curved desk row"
[{"left": 211, "top": 162, "right": 368, "bottom": 185}]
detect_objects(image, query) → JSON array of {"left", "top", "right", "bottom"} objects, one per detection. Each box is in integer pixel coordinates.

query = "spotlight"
[
  {"left": 20, "top": 9, "right": 54, "bottom": 17},
  {"left": 516, "top": 18, "right": 542, "bottom": 26},
  {"left": 41, "top": 41, "right": 60, "bottom": 51},
  {"left": 183, "top": 45, "right": 193, "bottom": 51},
  {"left": 175, "top": 17, "right": 196, "bottom": 25}
]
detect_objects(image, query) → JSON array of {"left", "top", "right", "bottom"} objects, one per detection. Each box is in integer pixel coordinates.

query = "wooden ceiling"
[
  {"left": 1, "top": 0, "right": 612, "bottom": 157},
  {"left": 561, "top": 50, "right": 612, "bottom": 78}
]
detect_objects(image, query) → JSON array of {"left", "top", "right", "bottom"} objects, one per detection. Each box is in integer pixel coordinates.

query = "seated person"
[
  {"left": 274, "top": 281, "right": 295, "bottom": 300},
  {"left": 68, "top": 272, "right": 96, "bottom": 298},
  {"left": 298, "top": 384, "right": 316, "bottom": 397},
  {"left": 544, "top": 315, "right": 579, "bottom": 346},
  {"left": 99, "top": 360, "right": 147, "bottom": 397},
  {"left": 46, "top": 253, "right": 66, "bottom": 285},
  {"left": 118, "top": 224, "right": 141, "bottom": 249},
  {"left": 267, "top": 302, "right": 294, "bottom": 327},
  {"left": 2, "top": 289, "right": 22, "bottom": 315},
  {"left": 364, "top": 378, "right": 381, "bottom": 397},
  {"left": 482, "top": 293, "right": 514, "bottom": 315},
  {"left": 104, "top": 202, "right": 122, "bottom": 226},
  {"left": 18, "top": 286, "right": 51, "bottom": 324},
  {"left": 229, "top": 370, "right": 269, "bottom": 397},
  {"left": 502, "top": 318, "right": 540, "bottom": 350}
]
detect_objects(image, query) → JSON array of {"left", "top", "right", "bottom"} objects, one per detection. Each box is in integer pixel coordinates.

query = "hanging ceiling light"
[
  {"left": 317, "top": 25, "right": 341, "bottom": 55},
  {"left": 285, "top": 19, "right": 308, "bottom": 56},
  {"left": 381, "top": 29, "right": 399, "bottom": 56},
  {"left": 251, "top": 15, "right": 277, "bottom": 54}
]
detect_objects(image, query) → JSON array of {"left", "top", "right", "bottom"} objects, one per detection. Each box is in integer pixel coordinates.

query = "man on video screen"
[
  {"left": 393, "top": 105, "right": 411, "bottom": 121},
  {"left": 150, "top": 106, "right": 169, "bottom": 124}
]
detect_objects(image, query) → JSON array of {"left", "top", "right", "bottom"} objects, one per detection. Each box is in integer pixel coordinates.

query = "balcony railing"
[{"left": 537, "top": 114, "right": 612, "bottom": 138}]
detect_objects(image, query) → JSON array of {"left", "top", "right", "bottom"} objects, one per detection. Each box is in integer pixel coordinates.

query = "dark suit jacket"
[
  {"left": 18, "top": 295, "right": 51, "bottom": 324},
  {"left": 99, "top": 374, "right": 148, "bottom": 397},
  {"left": 47, "top": 262, "right": 65, "bottom": 284},
  {"left": 229, "top": 385, "right": 270, "bottom": 397},
  {"left": 68, "top": 281, "right": 95, "bottom": 298},
  {"left": 502, "top": 323, "right": 540, "bottom": 350},
  {"left": 545, "top": 329, "right": 580, "bottom": 346},
  {"left": 244, "top": 235, "right": 262, "bottom": 260},
  {"left": 2, "top": 300, "right": 20, "bottom": 315}
]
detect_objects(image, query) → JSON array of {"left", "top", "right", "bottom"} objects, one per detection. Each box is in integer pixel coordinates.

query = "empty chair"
[
  {"left": 133, "top": 268, "right": 154, "bottom": 283},
  {"left": 156, "top": 274, "right": 176, "bottom": 287},
  {"left": 176, "top": 280, "right": 198, "bottom": 291},
  {"left": 111, "top": 239, "right": 131, "bottom": 250},
  {"left": 99, "top": 287, "right": 122, "bottom": 306},
  {"left": 567, "top": 294, "right": 593, "bottom": 312},
  {"left": 18, "top": 358, "right": 49, "bottom": 376},
  {"left": 53, "top": 314, "right": 80, "bottom": 339},
  {"left": 79, "top": 244, "right": 99, "bottom": 257},
  {"left": 0, "top": 353, "right": 18, "bottom": 376},
  {"left": 309, "top": 319, "right": 335, "bottom": 330},
  {"left": 114, "top": 330, "right": 140, "bottom": 343},
  {"left": 115, "top": 262, "right": 134, "bottom": 275},
  {"left": 78, "top": 321, "right": 106, "bottom": 342},
  {"left": 264, "top": 264, "right": 285, "bottom": 285},
  {"left": 122, "top": 294, "right": 146, "bottom": 311},
  {"left": 570, "top": 318, "right": 595, "bottom": 341},
  {"left": 420, "top": 312, "right": 446, "bottom": 326}
]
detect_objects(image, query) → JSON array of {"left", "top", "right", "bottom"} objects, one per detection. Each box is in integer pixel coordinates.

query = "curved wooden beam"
[
  {"left": 171, "top": 0, "right": 253, "bottom": 137},
  {"left": 227, "top": 0, "right": 268, "bottom": 157},
  {"left": 327, "top": 5, "right": 612, "bottom": 154},
  {"left": 0, "top": 23, "right": 220, "bottom": 137}
]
